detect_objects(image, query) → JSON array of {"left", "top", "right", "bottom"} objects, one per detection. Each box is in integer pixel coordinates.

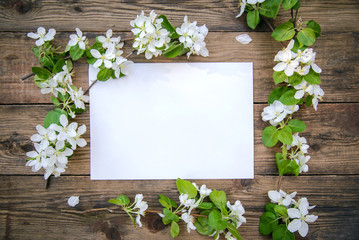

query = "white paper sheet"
[{"left": 89, "top": 62, "right": 253, "bottom": 180}]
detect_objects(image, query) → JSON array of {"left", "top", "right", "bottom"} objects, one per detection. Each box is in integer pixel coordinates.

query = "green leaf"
[
  {"left": 170, "top": 221, "right": 180, "bottom": 238},
  {"left": 265, "top": 203, "right": 278, "bottom": 216},
  {"left": 108, "top": 194, "right": 130, "bottom": 206},
  {"left": 268, "top": 86, "right": 287, "bottom": 104},
  {"left": 297, "top": 28, "right": 316, "bottom": 46},
  {"left": 158, "top": 15, "right": 179, "bottom": 39},
  {"left": 291, "top": 38, "right": 307, "bottom": 53},
  {"left": 273, "top": 71, "right": 287, "bottom": 84},
  {"left": 53, "top": 58, "right": 65, "bottom": 74},
  {"left": 162, "top": 216, "right": 172, "bottom": 225},
  {"left": 304, "top": 68, "right": 321, "bottom": 84},
  {"left": 44, "top": 108, "right": 67, "bottom": 128},
  {"left": 162, "top": 43, "right": 184, "bottom": 58},
  {"left": 69, "top": 45, "right": 85, "bottom": 61},
  {"left": 195, "top": 215, "right": 216, "bottom": 236},
  {"left": 307, "top": 20, "right": 321, "bottom": 38},
  {"left": 208, "top": 210, "right": 228, "bottom": 231},
  {"left": 247, "top": 9, "right": 260, "bottom": 29},
  {"left": 209, "top": 190, "right": 227, "bottom": 209},
  {"left": 32, "top": 67, "right": 52, "bottom": 80},
  {"left": 159, "top": 194, "right": 178, "bottom": 209},
  {"left": 259, "top": 212, "right": 278, "bottom": 235},
  {"left": 279, "top": 88, "right": 300, "bottom": 105},
  {"left": 97, "top": 68, "right": 113, "bottom": 81},
  {"left": 260, "top": 0, "right": 282, "bottom": 19},
  {"left": 274, "top": 205, "right": 288, "bottom": 217},
  {"left": 51, "top": 96, "right": 60, "bottom": 107},
  {"left": 276, "top": 153, "right": 300, "bottom": 176},
  {"left": 288, "top": 119, "right": 306, "bottom": 132},
  {"left": 66, "top": 60, "right": 73, "bottom": 72},
  {"left": 41, "top": 55, "right": 55, "bottom": 70},
  {"left": 197, "top": 202, "right": 214, "bottom": 210},
  {"left": 262, "top": 126, "right": 279, "bottom": 147},
  {"left": 305, "top": 95, "right": 313, "bottom": 106},
  {"left": 277, "top": 126, "right": 293, "bottom": 145},
  {"left": 272, "top": 21, "right": 295, "bottom": 41},
  {"left": 282, "top": 0, "right": 298, "bottom": 10},
  {"left": 293, "top": 1, "right": 300, "bottom": 10},
  {"left": 227, "top": 223, "right": 242, "bottom": 240},
  {"left": 288, "top": 72, "right": 302, "bottom": 86},
  {"left": 176, "top": 178, "right": 198, "bottom": 198},
  {"left": 32, "top": 47, "right": 41, "bottom": 59},
  {"left": 163, "top": 208, "right": 179, "bottom": 222},
  {"left": 65, "top": 44, "right": 71, "bottom": 52},
  {"left": 272, "top": 224, "right": 295, "bottom": 240}
]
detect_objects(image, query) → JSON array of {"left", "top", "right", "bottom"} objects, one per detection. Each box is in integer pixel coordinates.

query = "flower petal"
[
  {"left": 288, "top": 219, "right": 302, "bottom": 233},
  {"left": 235, "top": 34, "right": 252, "bottom": 44},
  {"left": 287, "top": 208, "right": 301, "bottom": 219},
  {"left": 298, "top": 221, "right": 309, "bottom": 237}
]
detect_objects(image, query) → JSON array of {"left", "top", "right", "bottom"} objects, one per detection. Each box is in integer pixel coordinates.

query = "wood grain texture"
[
  {"left": 0, "top": 175, "right": 358, "bottom": 240},
  {"left": 0, "top": 31, "right": 358, "bottom": 104},
  {"left": 0, "top": 103, "right": 358, "bottom": 176},
  {"left": 0, "top": 0, "right": 358, "bottom": 32}
]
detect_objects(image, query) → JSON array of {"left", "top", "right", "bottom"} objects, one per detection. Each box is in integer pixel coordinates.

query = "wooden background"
[{"left": 0, "top": 0, "right": 358, "bottom": 239}]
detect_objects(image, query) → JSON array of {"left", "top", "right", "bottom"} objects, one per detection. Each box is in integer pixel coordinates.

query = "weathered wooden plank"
[
  {"left": 0, "top": 0, "right": 358, "bottom": 32},
  {"left": 0, "top": 31, "right": 358, "bottom": 104},
  {"left": 0, "top": 175, "right": 358, "bottom": 239},
  {"left": 0, "top": 103, "right": 358, "bottom": 176}
]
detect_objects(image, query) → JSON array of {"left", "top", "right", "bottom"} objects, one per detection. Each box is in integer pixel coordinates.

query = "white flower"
[
  {"left": 181, "top": 212, "right": 196, "bottom": 233},
  {"left": 68, "top": 28, "right": 87, "bottom": 50},
  {"left": 90, "top": 47, "right": 115, "bottom": 68},
  {"left": 261, "top": 100, "right": 288, "bottom": 124},
  {"left": 236, "top": 0, "right": 247, "bottom": 18},
  {"left": 199, "top": 185, "right": 212, "bottom": 197},
  {"left": 294, "top": 80, "right": 309, "bottom": 99},
  {"left": 227, "top": 200, "right": 246, "bottom": 227},
  {"left": 307, "top": 85, "right": 324, "bottom": 111},
  {"left": 98, "top": 29, "right": 120, "bottom": 49},
  {"left": 295, "top": 65, "right": 310, "bottom": 76},
  {"left": 27, "top": 27, "right": 56, "bottom": 46},
  {"left": 247, "top": 0, "right": 265, "bottom": 4},
  {"left": 179, "top": 194, "right": 197, "bottom": 208},
  {"left": 284, "top": 104, "right": 299, "bottom": 114},
  {"left": 45, "top": 140, "right": 73, "bottom": 165},
  {"left": 26, "top": 143, "right": 46, "bottom": 172},
  {"left": 112, "top": 59, "right": 133, "bottom": 78},
  {"left": 71, "top": 87, "right": 89, "bottom": 110},
  {"left": 67, "top": 196, "right": 80, "bottom": 207},
  {"left": 290, "top": 133, "right": 309, "bottom": 153},
  {"left": 136, "top": 214, "right": 143, "bottom": 227},
  {"left": 268, "top": 189, "right": 297, "bottom": 207},
  {"left": 287, "top": 198, "right": 318, "bottom": 237},
  {"left": 67, "top": 124, "right": 87, "bottom": 150},
  {"left": 49, "top": 115, "right": 77, "bottom": 142},
  {"left": 295, "top": 154, "right": 310, "bottom": 173},
  {"left": 273, "top": 40, "right": 299, "bottom": 76},
  {"left": 176, "top": 16, "right": 209, "bottom": 58},
  {"left": 30, "top": 125, "right": 57, "bottom": 149},
  {"left": 133, "top": 194, "right": 148, "bottom": 215},
  {"left": 235, "top": 34, "right": 252, "bottom": 44}
]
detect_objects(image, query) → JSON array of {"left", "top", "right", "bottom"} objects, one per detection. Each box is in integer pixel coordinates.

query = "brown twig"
[
  {"left": 145, "top": 209, "right": 207, "bottom": 218},
  {"left": 276, "top": 176, "right": 283, "bottom": 191},
  {"left": 263, "top": 18, "right": 286, "bottom": 48},
  {"left": 21, "top": 72, "right": 35, "bottom": 81},
  {"left": 61, "top": 207, "right": 116, "bottom": 214}
]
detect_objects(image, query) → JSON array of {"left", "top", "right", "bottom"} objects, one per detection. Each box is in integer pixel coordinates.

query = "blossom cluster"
[
  {"left": 261, "top": 100, "right": 299, "bottom": 126},
  {"left": 176, "top": 16, "right": 209, "bottom": 58},
  {"left": 130, "top": 10, "right": 171, "bottom": 59},
  {"left": 286, "top": 133, "right": 311, "bottom": 173},
  {"left": 273, "top": 40, "right": 324, "bottom": 110},
  {"left": 26, "top": 114, "right": 87, "bottom": 179},
  {"left": 267, "top": 190, "right": 318, "bottom": 237}
]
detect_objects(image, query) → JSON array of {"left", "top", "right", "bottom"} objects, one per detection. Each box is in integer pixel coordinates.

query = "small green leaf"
[
  {"left": 276, "top": 153, "right": 300, "bottom": 176},
  {"left": 288, "top": 72, "right": 302, "bottom": 86},
  {"left": 32, "top": 47, "right": 41, "bottom": 58},
  {"left": 247, "top": 9, "right": 260, "bottom": 29},
  {"left": 307, "top": 20, "right": 321, "bottom": 38},
  {"left": 268, "top": 87, "right": 287, "bottom": 104},
  {"left": 293, "top": 1, "right": 300, "bottom": 10},
  {"left": 279, "top": 88, "right": 300, "bottom": 105},
  {"left": 97, "top": 68, "right": 113, "bottom": 81},
  {"left": 227, "top": 223, "right": 242, "bottom": 240},
  {"left": 158, "top": 15, "right": 179, "bottom": 39},
  {"left": 66, "top": 60, "right": 73, "bottom": 72},
  {"left": 259, "top": 212, "right": 278, "bottom": 235},
  {"left": 277, "top": 126, "right": 293, "bottom": 145},
  {"left": 288, "top": 119, "right": 306, "bottom": 132},
  {"left": 170, "top": 221, "right": 180, "bottom": 238},
  {"left": 262, "top": 126, "right": 279, "bottom": 147},
  {"left": 162, "top": 43, "right": 184, "bottom": 58},
  {"left": 208, "top": 210, "right": 228, "bottom": 231},
  {"left": 108, "top": 194, "right": 130, "bottom": 206},
  {"left": 272, "top": 224, "right": 295, "bottom": 240},
  {"left": 304, "top": 68, "right": 321, "bottom": 84},
  {"left": 69, "top": 45, "right": 85, "bottom": 61},
  {"left": 44, "top": 108, "right": 67, "bottom": 128},
  {"left": 163, "top": 208, "right": 179, "bottom": 222},
  {"left": 282, "top": 0, "right": 298, "bottom": 10},
  {"left": 41, "top": 55, "right": 55, "bottom": 70},
  {"left": 51, "top": 96, "right": 60, "bottom": 107},
  {"left": 53, "top": 58, "right": 65, "bottom": 74},
  {"left": 272, "top": 21, "right": 295, "bottom": 41},
  {"left": 274, "top": 205, "right": 288, "bottom": 217},
  {"left": 209, "top": 190, "right": 227, "bottom": 209},
  {"left": 265, "top": 203, "right": 278, "bottom": 216},
  {"left": 159, "top": 194, "right": 178, "bottom": 209},
  {"left": 305, "top": 95, "right": 313, "bottom": 106},
  {"left": 197, "top": 202, "right": 214, "bottom": 210},
  {"left": 273, "top": 71, "right": 287, "bottom": 84},
  {"left": 297, "top": 28, "right": 316, "bottom": 46},
  {"left": 195, "top": 215, "right": 216, "bottom": 236},
  {"left": 32, "top": 67, "right": 52, "bottom": 80},
  {"left": 176, "top": 178, "right": 198, "bottom": 198},
  {"left": 162, "top": 216, "right": 172, "bottom": 225},
  {"left": 65, "top": 44, "right": 71, "bottom": 52},
  {"left": 260, "top": 0, "right": 282, "bottom": 19}
]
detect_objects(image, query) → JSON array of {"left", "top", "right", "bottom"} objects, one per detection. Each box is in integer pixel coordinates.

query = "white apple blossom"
[
  {"left": 268, "top": 189, "right": 297, "bottom": 207},
  {"left": 199, "top": 185, "right": 212, "bottom": 197},
  {"left": 294, "top": 80, "right": 310, "bottom": 99},
  {"left": 295, "top": 154, "right": 310, "bottom": 173},
  {"left": 179, "top": 194, "right": 197, "bottom": 208},
  {"left": 70, "top": 87, "right": 89, "bottom": 110},
  {"left": 90, "top": 47, "right": 116, "bottom": 69},
  {"left": 30, "top": 125, "right": 57, "bottom": 149},
  {"left": 26, "top": 143, "right": 46, "bottom": 172},
  {"left": 235, "top": 34, "right": 252, "bottom": 44},
  {"left": 27, "top": 27, "right": 56, "bottom": 46},
  {"left": 67, "top": 124, "right": 87, "bottom": 150},
  {"left": 273, "top": 40, "right": 299, "bottom": 76},
  {"left": 181, "top": 212, "right": 196, "bottom": 233},
  {"left": 67, "top": 196, "right": 80, "bottom": 207},
  {"left": 290, "top": 133, "right": 309, "bottom": 153},
  {"left": 68, "top": 28, "right": 87, "bottom": 50},
  {"left": 307, "top": 84, "right": 325, "bottom": 110},
  {"left": 176, "top": 16, "right": 209, "bottom": 58},
  {"left": 287, "top": 197, "right": 318, "bottom": 237},
  {"left": 132, "top": 194, "right": 148, "bottom": 227},
  {"left": 227, "top": 200, "right": 246, "bottom": 227},
  {"left": 236, "top": 0, "right": 246, "bottom": 18},
  {"left": 40, "top": 78, "right": 59, "bottom": 97},
  {"left": 45, "top": 140, "right": 73, "bottom": 165},
  {"left": 49, "top": 114, "right": 77, "bottom": 142},
  {"left": 112, "top": 59, "right": 134, "bottom": 78},
  {"left": 261, "top": 100, "right": 288, "bottom": 124},
  {"left": 98, "top": 29, "right": 121, "bottom": 49}
]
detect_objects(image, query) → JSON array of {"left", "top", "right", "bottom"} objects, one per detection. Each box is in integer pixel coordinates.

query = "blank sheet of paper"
[{"left": 89, "top": 63, "right": 253, "bottom": 180}]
